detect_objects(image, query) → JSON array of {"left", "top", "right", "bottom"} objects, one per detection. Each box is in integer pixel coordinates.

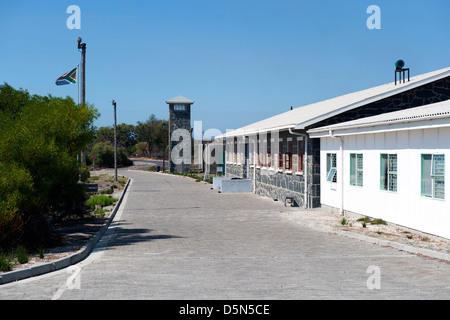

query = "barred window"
[
  {"left": 350, "top": 153, "right": 363, "bottom": 187},
  {"left": 421, "top": 154, "right": 445, "bottom": 200},
  {"left": 326, "top": 153, "right": 337, "bottom": 183},
  {"left": 380, "top": 154, "right": 397, "bottom": 192}
]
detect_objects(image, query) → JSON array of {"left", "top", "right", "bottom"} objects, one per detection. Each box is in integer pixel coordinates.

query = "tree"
[
  {"left": 135, "top": 114, "right": 168, "bottom": 156},
  {"left": 135, "top": 141, "right": 149, "bottom": 157},
  {"left": 0, "top": 83, "right": 99, "bottom": 249},
  {"left": 94, "top": 123, "right": 136, "bottom": 154},
  {"left": 89, "top": 142, "right": 132, "bottom": 168}
]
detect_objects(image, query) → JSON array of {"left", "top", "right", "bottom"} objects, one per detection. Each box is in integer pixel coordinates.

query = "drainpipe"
[
  {"left": 329, "top": 130, "right": 344, "bottom": 216},
  {"left": 253, "top": 137, "right": 256, "bottom": 193},
  {"left": 243, "top": 135, "right": 256, "bottom": 193},
  {"left": 289, "top": 128, "right": 309, "bottom": 209}
]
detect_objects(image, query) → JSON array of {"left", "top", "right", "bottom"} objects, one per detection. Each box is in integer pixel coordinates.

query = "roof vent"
[{"left": 395, "top": 60, "right": 410, "bottom": 85}]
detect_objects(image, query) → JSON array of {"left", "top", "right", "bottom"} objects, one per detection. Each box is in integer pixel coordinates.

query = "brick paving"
[{"left": 1, "top": 170, "right": 450, "bottom": 300}]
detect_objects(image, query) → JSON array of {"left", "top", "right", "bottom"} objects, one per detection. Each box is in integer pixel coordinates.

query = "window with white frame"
[
  {"left": 350, "top": 153, "right": 363, "bottom": 187},
  {"left": 421, "top": 154, "right": 445, "bottom": 200},
  {"left": 380, "top": 154, "right": 397, "bottom": 192},
  {"left": 326, "top": 153, "right": 337, "bottom": 183}
]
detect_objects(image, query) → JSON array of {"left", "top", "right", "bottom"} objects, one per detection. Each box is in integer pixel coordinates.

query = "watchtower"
[{"left": 166, "top": 96, "right": 194, "bottom": 173}]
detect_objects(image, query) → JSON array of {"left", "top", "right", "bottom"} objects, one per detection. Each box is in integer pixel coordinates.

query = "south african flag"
[{"left": 55, "top": 67, "right": 77, "bottom": 86}]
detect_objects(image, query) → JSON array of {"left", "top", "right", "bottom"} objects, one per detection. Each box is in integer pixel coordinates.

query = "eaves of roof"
[
  {"left": 307, "top": 99, "right": 450, "bottom": 138},
  {"left": 216, "top": 67, "right": 450, "bottom": 140}
]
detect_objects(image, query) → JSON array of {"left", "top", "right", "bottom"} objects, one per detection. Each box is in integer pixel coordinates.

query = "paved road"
[
  {"left": 129, "top": 158, "right": 166, "bottom": 170},
  {"left": 1, "top": 169, "right": 450, "bottom": 300}
]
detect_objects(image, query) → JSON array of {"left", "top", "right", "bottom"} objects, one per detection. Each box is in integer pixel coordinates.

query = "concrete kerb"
[{"left": 0, "top": 178, "right": 132, "bottom": 285}]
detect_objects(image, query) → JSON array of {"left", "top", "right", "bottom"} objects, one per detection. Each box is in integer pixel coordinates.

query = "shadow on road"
[{"left": 104, "top": 220, "right": 184, "bottom": 249}]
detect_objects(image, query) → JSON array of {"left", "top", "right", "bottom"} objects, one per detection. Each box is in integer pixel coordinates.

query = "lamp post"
[
  {"left": 77, "top": 37, "right": 87, "bottom": 164},
  {"left": 77, "top": 37, "right": 86, "bottom": 105},
  {"left": 112, "top": 100, "right": 118, "bottom": 182}
]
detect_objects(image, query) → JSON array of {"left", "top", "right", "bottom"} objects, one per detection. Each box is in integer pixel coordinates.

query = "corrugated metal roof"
[
  {"left": 307, "top": 99, "right": 450, "bottom": 135},
  {"left": 217, "top": 67, "right": 450, "bottom": 139},
  {"left": 165, "top": 96, "right": 194, "bottom": 104}
]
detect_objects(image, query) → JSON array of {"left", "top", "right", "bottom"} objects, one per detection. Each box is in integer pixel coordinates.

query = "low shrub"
[
  {"left": 357, "top": 217, "right": 387, "bottom": 225},
  {"left": 15, "top": 245, "right": 28, "bottom": 264},
  {"left": 79, "top": 165, "right": 90, "bottom": 182},
  {"left": 86, "top": 195, "right": 118, "bottom": 208},
  {"left": 93, "top": 208, "right": 108, "bottom": 217},
  {"left": 39, "top": 248, "right": 45, "bottom": 259},
  {"left": 0, "top": 253, "right": 13, "bottom": 272},
  {"left": 89, "top": 142, "right": 133, "bottom": 168},
  {"left": 371, "top": 218, "right": 387, "bottom": 225}
]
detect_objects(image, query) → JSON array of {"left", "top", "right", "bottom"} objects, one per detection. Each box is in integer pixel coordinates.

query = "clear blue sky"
[{"left": 1, "top": 0, "right": 449, "bottom": 138}]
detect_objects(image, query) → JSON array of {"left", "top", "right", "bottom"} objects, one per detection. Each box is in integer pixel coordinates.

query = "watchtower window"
[{"left": 174, "top": 104, "right": 186, "bottom": 111}]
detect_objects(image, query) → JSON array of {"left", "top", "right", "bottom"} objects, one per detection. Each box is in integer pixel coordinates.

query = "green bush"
[
  {"left": 356, "top": 217, "right": 387, "bottom": 225},
  {"left": 93, "top": 208, "right": 108, "bottom": 217},
  {"left": 0, "top": 253, "right": 13, "bottom": 272},
  {"left": 86, "top": 195, "right": 118, "bottom": 208},
  {"left": 14, "top": 245, "right": 28, "bottom": 264},
  {"left": 89, "top": 142, "right": 133, "bottom": 168},
  {"left": 79, "top": 164, "right": 90, "bottom": 182},
  {"left": 0, "top": 162, "right": 33, "bottom": 249},
  {"left": 135, "top": 141, "right": 149, "bottom": 157},
  {"left": 0, "top": 83, "right": 99, "bottom": 250},
  {"left": 371, "top": 218, "right": 387, "bottom": 225}
]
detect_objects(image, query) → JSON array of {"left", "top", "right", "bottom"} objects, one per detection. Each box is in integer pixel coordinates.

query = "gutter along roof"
[{"left": 217, "top": 67, "right": 450, "bottom": 139}]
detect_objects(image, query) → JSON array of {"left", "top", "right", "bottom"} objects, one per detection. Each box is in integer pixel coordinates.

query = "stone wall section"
[{"left": 169, "top": 103, "right": 192, "bottom": 173}]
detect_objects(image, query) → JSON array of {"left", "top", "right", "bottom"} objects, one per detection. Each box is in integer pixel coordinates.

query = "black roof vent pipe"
[{"left": 395, "top": 60, "right": 410, "bottom": 85}]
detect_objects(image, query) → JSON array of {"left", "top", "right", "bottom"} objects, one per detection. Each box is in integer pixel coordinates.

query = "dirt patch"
[
  {"left": 7, "top": 217, "right": 108, "bottom": 273},
  {"left": 85, "top": 171, "right": 128, "bottom": 193},
  {"left": 281, "top": 208, "right": 450, "bottom": 255}
]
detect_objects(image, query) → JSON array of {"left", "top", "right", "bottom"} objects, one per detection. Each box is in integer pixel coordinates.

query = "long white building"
[{"left": 308, "top": 100, "right": 450, "bottom": 239}]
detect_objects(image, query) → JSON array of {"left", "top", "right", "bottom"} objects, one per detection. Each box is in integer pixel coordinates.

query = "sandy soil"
[{"left": 280, "top": 208, "right": 450, "bottom": 255}]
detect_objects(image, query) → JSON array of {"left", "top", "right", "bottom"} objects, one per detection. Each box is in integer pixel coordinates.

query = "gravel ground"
[{"left": 280, "top": 207, "right": 450, "bottom": 256}]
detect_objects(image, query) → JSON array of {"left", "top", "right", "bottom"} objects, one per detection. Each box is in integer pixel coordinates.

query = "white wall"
[{"left": 320, "top": 127, "right": 450, "bottom": 239}]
